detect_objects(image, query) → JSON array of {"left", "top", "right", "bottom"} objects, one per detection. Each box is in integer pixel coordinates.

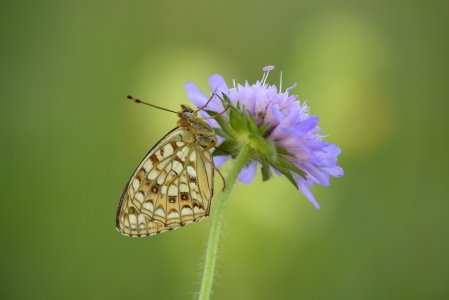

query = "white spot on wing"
[
  {"left": 135, "top": 192, "right": 144, "bottom": 203},
  {"left": 162, "top": 144, "right": 174, "bottom": 158},
  {"left": 143, "top": 201, "right": 154, "bottom": 212},
  {"left": 189, "top": 151, "right": 196, "bottom": 161},
  {"left": 187, "top": 166, "right": 197, "bottom": 177},
  {"left": 181, "top": 206, "right": 193, "bottom": 216},
  {"left": 193, "top": 206, "right": 204, "bottom": 215},
  {"left": 157, "top": 172, "right": 167, "bottom": 185},
  {"left": 168, "top": 185, "right": 178, "bottom": 196},
  {"left": 155, "top": 207, "right": 165, "bottom": 217},
  {"left": 177, "top": 146, "right": 190, "bottom": 160},
  {"left": 129, "top": 214, "right": 137, "bottom": 228},
  {"left": 167, "top": 210, "right": 180, "bottom": 219},
  {"left": 172, "top": 160, "right": 183, "bottom": 175},
  {"left": 180, "top": 183, "right": 189, "bottom": 193},
  {"left": 138, "top": 214, "right": 146, "bottom": 225},
  {"left": 132, "top": 178, "right": 140, "bottom": 191},
  {"left": 148, "top": 170, "right": 158, "bottom": 181},
  {"left": 142, "top": 159, "right": 152, "bottom": 173},
  {"left": 160, "top": 185, "right": 167, "bottom": 195}
]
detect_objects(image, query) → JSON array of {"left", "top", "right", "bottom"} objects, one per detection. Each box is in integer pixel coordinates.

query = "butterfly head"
[{"left": 178, "top": 105, "right": 197, "bottom": 120}]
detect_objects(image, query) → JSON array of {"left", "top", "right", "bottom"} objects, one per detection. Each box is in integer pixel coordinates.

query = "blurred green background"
[{"left": 2, "top": 1, "right": 448, "bottom": 299}]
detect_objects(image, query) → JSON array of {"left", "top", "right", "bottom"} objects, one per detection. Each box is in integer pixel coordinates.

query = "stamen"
[
  {"left": 232, "top": 79, "right": 236, "bottom": 90},
  {"left": 262, "top": 71, "right": 269, "bottom": 85},
  {"left": 261, "top": 66, "right": 275, "bottom": 86},
  {"left": 261, "top": 71, "right": 267, "bottom": 84},
  {"left": 300, "top": 100, "right": 308, "bottom": 110},
  {"left": 262, "top": 66, "right": 275, "bottom": 71},
  {"left": 279, "top": 71, "right": 283, "bottom": 93}
]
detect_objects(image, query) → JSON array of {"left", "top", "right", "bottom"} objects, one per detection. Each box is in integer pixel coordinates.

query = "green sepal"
[
  {"left": 269, "top": 155, "right": 307, "bottom": 180},
  {"left": 212, "top": 139, "right": 239, "bottom": 157},
  {"left": 276, "top": 146, "right": 296, "bottom": 158},
  {"left": 213, "top": 128, "right": 230, "bottom": 139},
  {"left": 259, "top": 156, "right": 299, "bottom": 190},
  {"left": 229, "top": 107, "right": 248, "bottom": 134},
  {"left": 275, "top": 166, "right": 299, "bottom": 190},
  {"left": 260, "top": 159, "right": 272, "bottom": 181},
  {"left": 260, "top": 155, "right": 301, "bottom": 190},
  {"left": 258, "top": 122, "right": 270, "bottom": 136},
  {"left": 205, "top": 110, "right": 237, "bottom": 139},
  {"left": 248, "top": 133, "right": 277, "bottom": 158},
  {"left": 246, "top": 112, "right": 260, "bottom": 135}
]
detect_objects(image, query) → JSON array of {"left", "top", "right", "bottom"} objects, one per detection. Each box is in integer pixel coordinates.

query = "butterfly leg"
[
  {"left": 201, "top": 141, "right": 226, "bottom": 191},
  {"left": 214, "top": 145, "right": 231, "bottom": 154},
  {"left": 200, "top": 105, "right": 230, "bottom": 120},
  {"left": 195, "top": 93, "right": 216, "bottom": 112}
]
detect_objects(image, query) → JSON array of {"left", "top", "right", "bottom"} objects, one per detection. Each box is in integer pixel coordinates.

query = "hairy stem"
[{"left": 198, "top": 143, "right": 253, "bottom": 300}]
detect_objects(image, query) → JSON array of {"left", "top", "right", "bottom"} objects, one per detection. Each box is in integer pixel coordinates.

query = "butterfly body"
[
  {"left": 116, "top": 105, "right": 216, "bottom": 237},
  {"left": 176, "top": 105, "right": 218, "bottom": 149}
]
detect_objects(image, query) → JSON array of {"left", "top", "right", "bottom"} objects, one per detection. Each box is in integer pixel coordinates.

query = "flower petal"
[
  {"left": 237, "top": 161, "right": 258, "bottom": 184},
  {"left": 321, "top": 166, "right": 344, "bottom": 177},
  {"left": 294, "top": 116, "right": 319, "bottom": 139},
  {"left": 213, "top": 155, "right": 230, "bottom": 169},
  {"left": 286, "top": 82, "right": 297, "bottom": 92},
  {"left": 208, "top": 74, "right": 229, "bottom": 97},
  {"left": 185, "top": 81, "right": 208, "bottom": 107},
  {"left": 269, "top": 105, "right": 283, "bottom": 123},
  {"left": 296, "top": 176, "right": 320, "bottom": 209},
  {"left": 301, "top": 163, "right": 330, "bottom": 186}
]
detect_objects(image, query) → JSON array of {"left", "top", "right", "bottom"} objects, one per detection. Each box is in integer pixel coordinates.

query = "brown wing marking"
[{"left": 117, "top": 128, "right": 190, "bottom": 236}]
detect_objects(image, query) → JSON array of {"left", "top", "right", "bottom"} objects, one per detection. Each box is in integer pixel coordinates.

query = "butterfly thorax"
[{"left": 176, "top": 105, "right": 217, "bottom": 148}]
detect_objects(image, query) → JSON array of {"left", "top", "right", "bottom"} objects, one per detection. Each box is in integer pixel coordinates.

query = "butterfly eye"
[{"left": 182, "top": 111, "right": 191, "bottom": 118}]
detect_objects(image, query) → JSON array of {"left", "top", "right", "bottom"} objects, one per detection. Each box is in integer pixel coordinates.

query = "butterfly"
[{"left": 116, "top": 94, "right": 226, "bottom": 237}]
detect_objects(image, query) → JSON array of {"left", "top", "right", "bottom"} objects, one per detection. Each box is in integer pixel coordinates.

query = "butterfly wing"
[{"left": 116, "top": 127, "right": 214, "bottom": 237}]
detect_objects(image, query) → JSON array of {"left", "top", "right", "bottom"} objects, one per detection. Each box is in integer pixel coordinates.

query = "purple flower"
[{"left": 185, "top": 67, "right": 343, "bottom": 209}]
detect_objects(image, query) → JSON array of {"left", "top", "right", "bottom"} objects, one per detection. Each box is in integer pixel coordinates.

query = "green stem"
[{"left": 198, "top": 143, "right": 253, "bottom": 300}]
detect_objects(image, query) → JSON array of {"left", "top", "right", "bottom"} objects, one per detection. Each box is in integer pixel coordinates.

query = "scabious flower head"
[{"left": 185, "top": 66, "right": 343, "bottom": 209}]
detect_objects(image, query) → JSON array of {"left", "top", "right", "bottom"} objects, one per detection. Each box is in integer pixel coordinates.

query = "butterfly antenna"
[{"left": 127, "top": 95, "right": 177, "bottom": 114}]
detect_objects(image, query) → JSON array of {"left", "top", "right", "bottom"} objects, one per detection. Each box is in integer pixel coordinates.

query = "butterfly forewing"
[{"left": 116, "top": 118, "right": 216, "bottom": 237}]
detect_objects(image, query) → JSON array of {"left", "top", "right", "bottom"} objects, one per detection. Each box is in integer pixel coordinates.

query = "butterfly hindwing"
[{"left": 116, "top": 127, "right": 214, "bottom": 237}]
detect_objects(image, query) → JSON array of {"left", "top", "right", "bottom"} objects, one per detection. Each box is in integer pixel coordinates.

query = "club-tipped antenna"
[{"left": 126, "top": 95, "right": 177, "bottom": 114}]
